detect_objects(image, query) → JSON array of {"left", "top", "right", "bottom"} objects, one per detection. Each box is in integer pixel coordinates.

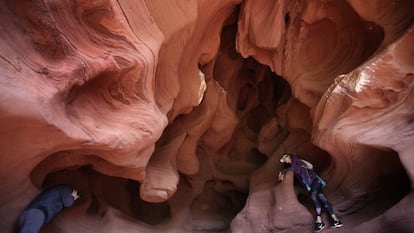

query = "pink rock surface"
[{"left": 0, "top": 0, "right": 413, "bottom": 233}]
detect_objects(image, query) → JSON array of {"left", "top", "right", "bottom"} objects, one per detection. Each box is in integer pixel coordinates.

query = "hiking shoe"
[
  {"left": 313, "top": 221, "right": 326, "bottom": 232},
  {"left": 331, "top": 220, "right": 344, "bottom": 228}
]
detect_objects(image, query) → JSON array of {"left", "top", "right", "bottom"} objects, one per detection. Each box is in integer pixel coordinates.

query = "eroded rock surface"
[{"left": 0, "top": 0, "right": 413, "bottom": 233}]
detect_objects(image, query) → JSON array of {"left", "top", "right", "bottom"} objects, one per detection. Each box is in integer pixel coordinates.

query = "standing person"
[
  {"left": 18, "top": 184, "right": 81, "bottom": 233},
  {"left": 278, "top": 153, "right": 343, "bottom": 232}
]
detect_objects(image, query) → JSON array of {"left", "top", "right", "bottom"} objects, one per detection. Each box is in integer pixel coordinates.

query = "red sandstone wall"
[{"left": 0, "top": 0, "right": 413, "bottom": 232}]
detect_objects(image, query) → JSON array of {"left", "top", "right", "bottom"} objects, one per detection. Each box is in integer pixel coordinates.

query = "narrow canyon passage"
[{"left": 1, "top": 1, "right": 414, "bottom": 233}]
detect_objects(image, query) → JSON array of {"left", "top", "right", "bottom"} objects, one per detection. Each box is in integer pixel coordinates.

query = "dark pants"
[
  {"left": 19, "top": 208, "right": 45, "bottom": 233},
  {"left": 310, "top": 178, "right": 334, "bottom": 217}
]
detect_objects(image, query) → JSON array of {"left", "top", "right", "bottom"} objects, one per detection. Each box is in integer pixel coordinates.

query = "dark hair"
[{"left": 280, "top": 153, "right": 291, "bottom": 163}]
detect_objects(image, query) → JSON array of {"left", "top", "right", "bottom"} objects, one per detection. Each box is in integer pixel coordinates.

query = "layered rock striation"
[{"left": 0, "top": 0, "right": 413, "bottom": 233}]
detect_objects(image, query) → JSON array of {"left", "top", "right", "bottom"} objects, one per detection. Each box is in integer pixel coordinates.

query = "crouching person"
[{"left": 18, "top": 184, "right": 80, "bottom": 233}]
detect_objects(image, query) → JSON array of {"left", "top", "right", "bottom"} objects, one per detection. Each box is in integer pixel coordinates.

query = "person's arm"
[
  {"left": 280, "top": 166, "right": 293, "bottom": 175},
  {"left": 283, "top": 158, "right": 303, "bottom": 174},
  {"left": 279, "top": 158, "right": 302, "bottom": 181},
  {"left": 300, "top": 159, "right": 314, "bottom": 170},
  {"left": 60, "top": 186, "right": 75, "bottom": 207}
]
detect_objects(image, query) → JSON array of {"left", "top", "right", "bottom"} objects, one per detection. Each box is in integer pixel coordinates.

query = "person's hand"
[
  {"left": 278, "top": 172, "right": 284, "bottom": 181},
  {"left": 72, "top": 189, "right": 80, "bottom": 201}
]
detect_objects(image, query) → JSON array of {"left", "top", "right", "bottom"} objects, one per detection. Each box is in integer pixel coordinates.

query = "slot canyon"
[{"left": 1, "top": 0, "right": 414, "bottom": 232}]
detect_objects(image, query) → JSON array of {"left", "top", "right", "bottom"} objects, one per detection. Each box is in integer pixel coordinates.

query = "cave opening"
[
  {"left": 196, "top": 4, "right": 413, "bottom": 232},
  {"left": 334, "top": 148, "right": 411, "bottom": 220},
  {"left": 299, "top": 149, "right": 411, "bottom": 226},
  {"left": 204, "top": 4, "right": 334, "bottom": 183},
  {"left": 186, "top": 5, "right": 338, "bottom": 230}
]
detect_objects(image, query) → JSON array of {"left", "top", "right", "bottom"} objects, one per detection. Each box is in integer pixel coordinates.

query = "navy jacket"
[{"left": 24, "top": 185, "right": 75, "bottom": 223}]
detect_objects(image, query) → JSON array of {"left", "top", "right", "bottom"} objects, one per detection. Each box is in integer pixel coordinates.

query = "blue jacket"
[{"left": 24, "top": 185, "right": 75, "bottom": 223}]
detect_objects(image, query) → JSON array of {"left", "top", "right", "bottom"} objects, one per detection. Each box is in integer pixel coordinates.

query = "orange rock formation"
[{"left": 0, "top": 0, "right": 413, "bottom": 232}]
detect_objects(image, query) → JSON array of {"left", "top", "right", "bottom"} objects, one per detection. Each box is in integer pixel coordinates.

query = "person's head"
[
  {"left": 71, "top": 189, "right": 81, "bottom": 201},
  {"left": 280, "top": 153, "right": 292, "bottom": 164}
]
